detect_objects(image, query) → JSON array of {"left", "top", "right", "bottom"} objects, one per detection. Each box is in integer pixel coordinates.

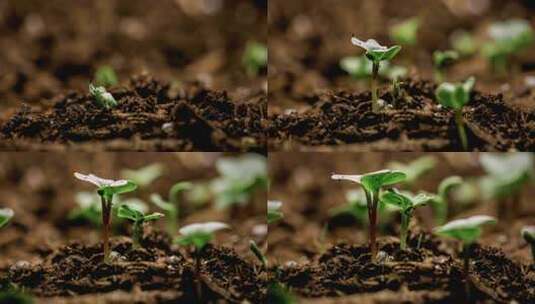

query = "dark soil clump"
[
  {"left": 268, "top": 79, "right": 534, "bottom": 152},
  {"left": 0, "top": 75, "right": 267, "bottom": 152}
]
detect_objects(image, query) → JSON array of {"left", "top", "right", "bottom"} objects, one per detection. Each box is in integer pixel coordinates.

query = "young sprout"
[
  {"left": 389, "top": 17, "right": 420, "bottom": 46},
  {"left": 121, "top": 163, "right": 163, "bottom": 188},
  {"left": 521, "top": 226, "right": 535, "bottom": 261},
  {"left": 433, "top": 50, "right": 459, "bottom": 82},
  {"left": 450, "top": 30, "right": 477, "bottom": 57},
  {"left": 249, "top": 240, "right": 268, "bottom": 268},
  {"left": 211, "top": 154, "right": 267, "bottom": 210},
  {"left": 434, "top": 215, "right": 497, "bottom": 299},
  {"left": 481, "top": 19, "right": 534, "bottom": 75},
  {"left": 429, "top": 176, "right": 463, "bottom": 225},
  {"left": 267, "top": 200, "right": 284, "bottom": 224},
  {"left": 350, "top": 37, "right": 402, "bottom": 113},
  {"left": 331, "top": 169, "right": 406, "bottom": 261},
  {"left": 150, "top": 181, "right": 192, "bottom": 235},
  {"left": 117, "top": 204, "right": 164, "bottom": 249},
  {"left": 242, "top": 41, "right": 268, "bottom": 76},
  {"left": 94, "top": 65, "right": 118, "bottom": 88},
  {"left": 175, "top": 222, "right": 229, "bottom": 301},
  {"left": 89, "top": 84, "right": 118, "bottom": 109},
  {"left": 479, "top": 153, "right": 533, "bottom": 220},
  {"left": 388, "top": 156, "right": 437, "bottom": 188},
  {"left": 380, "top": 189, "right": 434, "bottom": 249},
  {"left": 74, "top": 172, "right": 138, "bottom": 262},
  {"left": 0, "top": 208, "right": 14, "bottom": 229},
  {"left": 435, "top": 76, "right": 476, "bottom": 150}
]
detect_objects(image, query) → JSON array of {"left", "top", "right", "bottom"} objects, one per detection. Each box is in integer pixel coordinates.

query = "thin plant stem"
[
  {"left": 371, "top": 61, "right": 380, "bottom": 113},
  {"left": 463, "top": 243, "right": 472, "bottom": 302},
  {"left": 366, "top": 190, "right": 379, "bottom": 262},
  {"left": 132, "top": 221, "right": 143, "bottom": 249},
  {"left": 455, "top": 110, "right": 468, "bottom": 150},
  {"left": 400, "top": 212, "right": 410, "bottom": 250},
  {"left": 100, "top": 195, "right": 112, "bottom": 262},
  {"left": 194, "top": 248, "right": 203, "bottom": 303}
]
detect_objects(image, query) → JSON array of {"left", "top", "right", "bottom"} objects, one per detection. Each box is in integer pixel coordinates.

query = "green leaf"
[
  {"left": 150, "top": 193, "right": 174, "bottom": 213},
  {"left": 175, "top": 232, "right": 213, "bottom": 250},
  {"left": 434, "top": 215, "right": 496, "bottom": 244},
  {"left": 143, "top": 212, "right": 165, "bottom": 222},
  {"left": 381, "top": 189, "right": 433, "bottom": 211},
  {"left": 390, "top": 17, "right": 419, "bottom": 46},
  {"left": 89, "top": 84, "right": 118, "bottom": 109},
  {"left": 121, "top": 163, "right": 163, "bottom": 188},
  {"left": 450, "top": 30, "right": 477, "bottom": 57},
  {"left": 0, "top": 208, "right": 14, "bottom": 229},
  {"left": 380, "top": 45, "right": 402, "bottom": 61},
  {"left": 98, "top": 180, "right": 138, "bottom": 197},
  {"left": 435, "top": 77, "right": 476, "bottom": 110},
  {"left": 433, "top": 50, "right": 459, "bottom": 68},
  {"left": 169, "top": 181, "right": 193, "bottom": 205},
  {"left": 117, "top": 204, "right": 144, "bottom": 222},
  {"left": 94, "top": 65, "right": 118, "bottom": 88},
  {"left": 332, "top": 169, "right": 406, "bottom": 194},
  {"left": 388, "top": 156, "right": 436, "bottom": 185},
  {"left": 438, "top": 176, "right": 463, "bottom": 199},
  {"left": 242, "top": 41, "right": 268, "bottom": 76}
]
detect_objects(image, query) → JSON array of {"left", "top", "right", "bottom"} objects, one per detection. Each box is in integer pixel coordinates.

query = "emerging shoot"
[
  {"left": 249, "top": 240, "right": 268, "bottom": 268},
  {"left": 121, "top": 163, "right": 164, "bottom": 188},
  {"left": 89, "top": 84, "right": 118, "bottom": 109},
  {"left": 331, "top": 169, "right": 406, "bottom": 261},
  {"left": 389, "top": 17, "right": 420, "bottom": 46},
  {"left": 117, "top": 204, "right": 164, "bottom": 249},
  {"left": 242, "top": 41, "right": 268, "bottom": 76},
  {"left": 434, "top": 215, "right": 496, "bottom": 299},
  {"left": 380, "top": 189, "right": 434, "bottom": 249},
  {"left": 430, "top": 176, "right": 463, "bottom": 225},
  {"left": 351, "top": 36, "right": 402, "bottom": 113},
  {"left": 74, "top": 172, "right": 138, "bottom": 262},
  {"left": 268, "top": 200, "right": 284, "bottom": 224},
  {"left": 0, "top": 208, "right": 14, "bottom": 229},
  {"left": 433, "top": 50, "right": 459, "bottom": 83},
  {"left": 150, "top": 181, "right": 192, "bottom": 235},
  {"left": 435, "top": 76, "right": 475, "bottom": 150},
  {"left": 94, "top": 65, "right": 118, "bottom": 88},
  {"left": 521, "top": 226, "right": 535, "bottom": 261}
]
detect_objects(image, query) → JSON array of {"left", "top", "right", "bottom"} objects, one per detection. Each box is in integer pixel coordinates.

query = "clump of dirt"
[
  {"left": 268, "top": 79, "right": 535, "bottom": 151},
  {"left": 0, "top": 75, "right": 267, "bottom": 151},
  {"left": 4, "top": 231, "right": 267, "bottom": 303},
  {"left": 273, "top": 233, "right": 535, "bottom": 303}
]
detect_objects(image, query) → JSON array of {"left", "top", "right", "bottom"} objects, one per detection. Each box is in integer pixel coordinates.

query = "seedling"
[
  {"left": 150, "top": 181, "right": 192, "bottom": 235},
  {"left": 331, "top": 169, "right": 406, "bottom": 261},
  {"left": 242, "top": 41, "right": 267, "bottom": 76},
  {"left": 433, "top": 50, "right": 459, "bottom": 83},
  {"left": 89, "top": 84, "right": 118, "bottom": 109},
  {"left": 521, "top": 226, "right": 535, "bottom": 261},
  {"left": 380, "top": 189, "right": 434, "bottom": 249},
  {"left": 0, "top": 208, "right": 14, "bottom": 229},
  {"left": 268, "top": 200, "right": 284, "bottom": 224},
  {"left": 479, "top": 153, "right": 533, "bottom": 220},
  {"left": 388, "top": 156, "right": 436, "bottom": 188},
  {"left": 249, "top": 240, "right": 267, "bottom": 268},
  {"left": 435, "top": 76, "right": 475, "bottom": 150},
  {"left": 481, "top": 19, "right": 534, "bottom": 75},
  {"left": 117, "top": 204, "right": 164, "bottom": 248},
  {"left": 450, "top": 30, "right": 477, "bottom": 57},
  {"left": 74, "top": 172, "right": 137, "bottom": 262},
  {"left": 430, "top": 176, "right": 463, "bottom": 225},
  {"left": 350, "top": 37, "right": 402, "bottom": 113},
  {"left": 211, "top": 154, "right": 267, "bottom": 210},
  {"left": 94, "top": 65, "right": 118, "bottom": 88},
  {"left": 389, "top": 17, "right": 420, "bottom": 46},
  {"left": 121, "top": 163, "right": 163, "bottom": 188},
  {"left": 434, "top": 215, "right": 496, "bottom": 299},
  {"left": 175, "top": 222, "right": 229, "bottom": 301}
]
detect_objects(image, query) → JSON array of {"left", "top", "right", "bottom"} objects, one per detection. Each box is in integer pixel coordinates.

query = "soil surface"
[
  {"left": 0, "top": 153, "right": 267, "bottom": 303},
  {"left": 267, "top": 152, "right": 535, "bottom": 303},
  {"left": 0, "top": 75, "right": 267, "bottom": 151},
  {"left": 268, "top": 79, "right": 535, "bottom": 151},
  {"left": 268, "top": 0, "right": 535, "bottom": 151}
]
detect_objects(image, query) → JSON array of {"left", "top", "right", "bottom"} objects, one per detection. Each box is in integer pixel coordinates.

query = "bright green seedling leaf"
[
  {"left": 435, "top": 77, "right": 475, "bottom": 150},
  {"left": 388, "top": 156, "right": 436, "bottom": 187},
  {"left": 430, "top": 176, "right": 463, "bottom": 225},
  {"left": 381, "top": 189, "right": 434, "bottom": 249},
  {"left": 351, "top": 36, "right": 402, "bottom": 113},
  {"left": 121, "top": 163, "right": 164, "bottom": 188},
  {"left": 521, "top": 226, "right": 535, "bottom": 261},
  {"left": 0, "top": 208, "right": 14, "bottom": 229},
  {"left": 94, "top": 65, "right": 118, "bottom": 88},
  {"left": 74, "top": 172, "right": 138, "bottom": 262},
  {"left": 211, "top": 154, "right": 267, "bottom": 210},
  {"left": 389, "top": 17, "right": 420, "bottom": 46},
  {"left": 175, "top": 222, "right": 229, "bottom": 250},
  {"left": 434, "top": 215, "right": 496, "bottom": 244},
  {"left": 450, "top": 30, "right": 477, "bottom": 57},
  {"left": 242, "top": 41, "right": 268, "bottom": 76},
  {"left": 332, "top": 169, "right": 406, "bottom": 261},
  {"left": 268, "top": 200, "right": 284, "bottom": 224},
  {"left": 117, "top": 204, "right": 164, "bottom": 248},
  {"left": 89, "top": 84, "right": 118, "bottom": 109}
]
